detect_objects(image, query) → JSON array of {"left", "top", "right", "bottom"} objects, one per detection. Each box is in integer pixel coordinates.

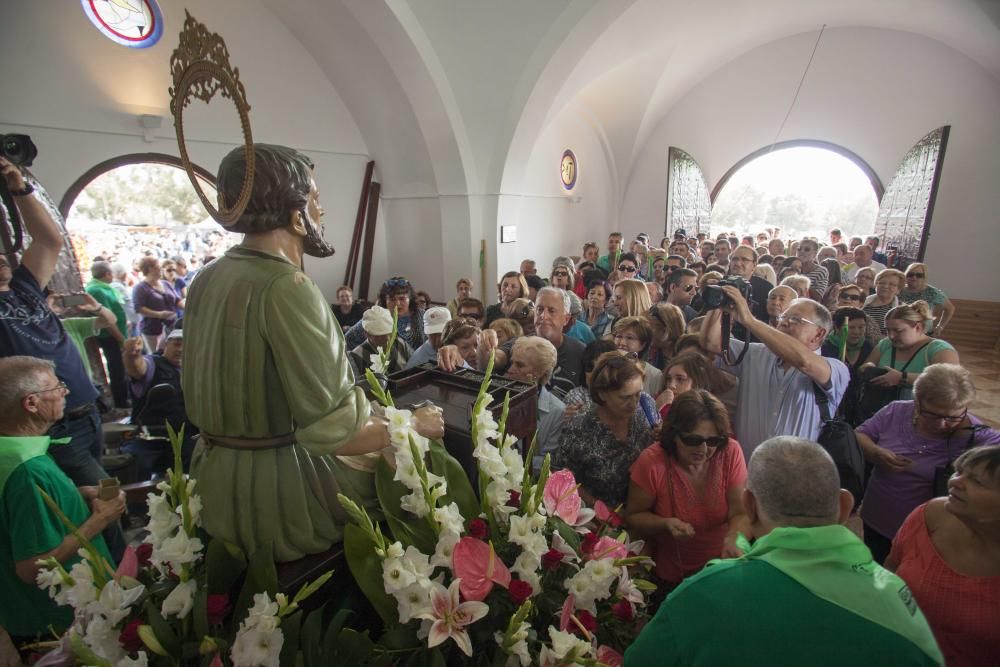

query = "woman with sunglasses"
[
  {"left": 554, "top": 352, "right": 653, "bottom": 508},
  {"left": 900, "top": 263, "right": 955, "bottom": 337},
  {"left": 625, "top": 390, "right": 748, "bottom": 593},
  {"left": 856, "top": 364, "right": 1000, "bottom": 564},
  {"left": 549, "top": 264, "right": 575, "bottom": 292},
  {"left": 837, "top": 284, "right": 881, "bottom": 342},
  {"left": 615, "top": 252, "right": 643, "bottom": 282}
]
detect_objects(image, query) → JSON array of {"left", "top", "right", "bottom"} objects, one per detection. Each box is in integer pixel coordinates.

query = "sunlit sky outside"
[{"left": 712, "top": 147, "right": 880, "bottom": 241}]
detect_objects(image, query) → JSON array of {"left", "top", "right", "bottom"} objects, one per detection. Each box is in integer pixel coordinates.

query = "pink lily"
[
  {"left": 452, "top": 536, "right": 511, "bottom": 601},
  {"left": 597, "top": 645, "right": 624, "bottom": 667},
  {"left": 419, "top": 579, "right": 489, "bottom": 656},
  {"left": 115, "top": 545, "right": 139, "bottom": 579},
  {"left": 588, "top": 536, "right": 628, "bottom": 561}
]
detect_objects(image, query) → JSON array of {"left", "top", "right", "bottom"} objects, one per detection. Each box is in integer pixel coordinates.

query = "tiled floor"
[{"left": 955, "top": 343, "right": 1000, "bottom": 428}]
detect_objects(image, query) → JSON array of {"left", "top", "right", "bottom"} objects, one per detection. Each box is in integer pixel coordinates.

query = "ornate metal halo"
[{"left": 168, "top": 11, "right": 253, "bottom": 227}]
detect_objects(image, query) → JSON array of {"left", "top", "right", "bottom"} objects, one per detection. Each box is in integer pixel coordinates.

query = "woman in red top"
[
  {"left": 887, "top": 446, "right": 1000, "bottom": 667},
  {"left": 625, "top": 390, "right": 749, "bottom": 589}
]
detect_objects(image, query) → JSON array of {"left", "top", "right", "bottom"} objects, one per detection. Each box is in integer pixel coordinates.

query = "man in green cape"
[
  {"left": 183, "top": 145, "right": 443, "bottom": 563},
  {"left": 626, "top": 436, "right": 943, "bottom": 666}
]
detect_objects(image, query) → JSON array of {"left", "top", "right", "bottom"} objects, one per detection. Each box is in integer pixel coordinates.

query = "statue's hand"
[{"left": 412, "top": 405, "right": 445, "bottom": 440}]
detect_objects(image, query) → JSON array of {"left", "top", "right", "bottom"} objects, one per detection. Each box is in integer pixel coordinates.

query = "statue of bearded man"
[{"left": 182, "top": 144, "right": 443, "bottom": 562}]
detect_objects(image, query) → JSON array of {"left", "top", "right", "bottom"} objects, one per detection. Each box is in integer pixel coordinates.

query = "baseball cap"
[
  {"left": 166, "top": 328, "right": 183, "bottom": 341},
  {"left": 423, "top": 306, "right": 452, "bottom": 335},
  {"left": 362, "top": 306, "right": 394, "bottom": 336}
]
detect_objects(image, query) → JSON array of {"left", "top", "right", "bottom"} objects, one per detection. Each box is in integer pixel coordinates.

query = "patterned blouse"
[{"left": 553, "top": 405, "right": 652, "bottom": 508}]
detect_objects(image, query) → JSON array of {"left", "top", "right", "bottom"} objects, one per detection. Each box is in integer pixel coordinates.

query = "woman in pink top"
[
  {"left": 887, "top": 446, "right": 1000, "bottom": 667},
  {"left": 625, "top": 390, "right": 749, "bottom": 589}
]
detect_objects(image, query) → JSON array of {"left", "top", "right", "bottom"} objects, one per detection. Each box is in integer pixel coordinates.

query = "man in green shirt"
[
  {"left": 85, "top": 261, "right": 129, "bottom": 408},
  {"left": 626, "top": 436, "right": 943, "bottom": 666},
  {"left": 0, "top": 356, "right": 124, "bottom": 641}
]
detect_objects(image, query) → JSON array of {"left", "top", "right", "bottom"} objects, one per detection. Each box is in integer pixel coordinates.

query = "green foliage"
[
  {"left": 343, "top": 523, "right": 399, "bottom": 625},
  {"left": 232, "top": 542, "right": 279, "bottom": 629},
  {"left": 427, "top": 440, "right": 479, "bottom": 521},
  {"left": 375, "top": 458, "right": 438, "bottom": 554},
  {"left": 70, "top": 163, "right": 211, "bottom": 227}
]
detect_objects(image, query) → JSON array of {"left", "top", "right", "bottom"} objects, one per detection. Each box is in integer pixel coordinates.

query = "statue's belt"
[{"left": 200, "top": 432, "right": 296, "bottom": 450}]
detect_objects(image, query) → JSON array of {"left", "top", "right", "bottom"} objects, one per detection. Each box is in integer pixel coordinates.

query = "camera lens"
[{"left": 0, "top": 134, "right": 37, "bottom": 167}]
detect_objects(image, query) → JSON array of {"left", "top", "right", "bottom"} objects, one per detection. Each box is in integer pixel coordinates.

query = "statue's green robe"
[{"left": 183, "top": 246, "right": 378, "bottom": 562}]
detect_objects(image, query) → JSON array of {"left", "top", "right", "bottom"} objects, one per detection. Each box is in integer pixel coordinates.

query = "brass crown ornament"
[{"left": 169, "top": 11, "right": 254, "bottom": 227}]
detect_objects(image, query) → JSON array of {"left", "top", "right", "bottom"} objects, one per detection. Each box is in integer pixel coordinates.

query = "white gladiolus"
[
  {"left": 88, "top": 579, "right": 145, "bottom": 626},
  {"left": 382, "top": 557, "right": 417, "bottom": 594},
  {"left": 161, "top": 579, "right": 197, "bottom": 619},
  {"left": 432, "top": 502, "right": 464, "bottom": 536},
  {"left": 155, "top": 529, "right": 204, "bottom": 569},
  {"left": 82, "top": 613, "right": 125, "bottom": 664},
  {"left": 430, "top": 531, "right": 460, "bottom": 569},
  {"left": 117, "top": 652, "right": 149, "bottom": 667}
]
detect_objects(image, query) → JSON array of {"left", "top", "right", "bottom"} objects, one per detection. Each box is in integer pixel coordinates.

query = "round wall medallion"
[
  {"left": 561, "top": 149, "right": 578, "bottom": 190},
  {"left": 81, "top": 0, "right": 164, "bottom": 49}
]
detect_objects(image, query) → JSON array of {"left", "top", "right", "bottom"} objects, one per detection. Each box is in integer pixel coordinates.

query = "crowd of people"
[{"left": 2, "top": 144, "right": 998, "bottom": 666}]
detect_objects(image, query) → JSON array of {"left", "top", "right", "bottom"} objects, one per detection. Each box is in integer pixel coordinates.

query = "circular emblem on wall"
[
  {"left": 81, "top": 0, "right": 164, "bottom": 49},
  {"left": 561, "top": 149, "right": 578, "bottom": 190}
]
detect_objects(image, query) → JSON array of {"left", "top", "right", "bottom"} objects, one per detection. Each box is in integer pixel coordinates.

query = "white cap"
[
  {"left": 166, "top": 328, "right": 183, "bottom": 340},
  {"left": 423, "top": 306, "right": 452, "bottom": 335},
  {"left": 362, "top": 306, "right": 394, "bottom": 336}
]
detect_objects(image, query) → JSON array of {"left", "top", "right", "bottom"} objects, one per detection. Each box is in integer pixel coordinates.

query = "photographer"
[
  {"left": 699, "top": 285, "right": 849, "bottom": 459},
  {"left": 0, "top": 157, "right": 114, "bottom": 501}
]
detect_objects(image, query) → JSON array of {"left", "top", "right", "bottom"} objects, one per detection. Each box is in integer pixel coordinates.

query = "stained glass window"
[{"left": 80, "top": 0, "right": 163, "bottom": 49}]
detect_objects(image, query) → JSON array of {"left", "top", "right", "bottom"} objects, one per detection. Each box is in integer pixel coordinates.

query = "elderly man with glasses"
[
  {"left": 0, "top": 356, "right": 125, "bottom": 642},
  {"left": 700, "top": 288, "right": 850, "bottom": 459}
]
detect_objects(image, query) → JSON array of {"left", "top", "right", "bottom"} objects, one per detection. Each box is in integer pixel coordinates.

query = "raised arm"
[
  {"left": 122, "top": 336, "right": 149, "bottom": 380},
  {"left": 1, "top": 158, "right": 64, "bottom": 289}
]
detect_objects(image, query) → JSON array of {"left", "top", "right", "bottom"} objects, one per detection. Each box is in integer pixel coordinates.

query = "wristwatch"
[{"left": 901, "top": 371, "right": 909, "bottom": 384}]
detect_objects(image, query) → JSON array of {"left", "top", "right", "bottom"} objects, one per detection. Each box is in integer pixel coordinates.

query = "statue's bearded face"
[{"left": 301, "top": 177, "right": 335, "bottom": 258}]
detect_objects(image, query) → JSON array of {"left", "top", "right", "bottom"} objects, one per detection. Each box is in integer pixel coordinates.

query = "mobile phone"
[{"left": 61, "top": 293, "right": 88, "bottom": 307}]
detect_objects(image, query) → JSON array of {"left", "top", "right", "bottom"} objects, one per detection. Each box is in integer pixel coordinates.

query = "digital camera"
[{"left": 702, "top": 276, "right": 752, "bottom": 310}]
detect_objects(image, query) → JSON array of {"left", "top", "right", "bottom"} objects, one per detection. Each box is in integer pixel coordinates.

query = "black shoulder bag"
[
  {"left": 857, "top": 340, "right": 932, "bottom": 422},
  {"left": 813, "top": 382, "right": 866, "bottom": 508}
]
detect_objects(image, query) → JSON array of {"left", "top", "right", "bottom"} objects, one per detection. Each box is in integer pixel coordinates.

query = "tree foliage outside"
[
  {"left": 68, "top": 163, "right": 215, "bottom": 228},
  {"left": 711, "top": 148, "right": 879, "bottom": 240}
]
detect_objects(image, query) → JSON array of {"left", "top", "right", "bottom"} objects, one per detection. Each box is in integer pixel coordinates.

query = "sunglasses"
[
  {"left": 618, "top": 264, "right": 638, "bottom": 273},
  {"left": 386, "top": 277, "right": 410, "bottom": 288},
  {"left": 679, "top": 433, "right": 728, "bottom": 448},
  {"left": 907, "top": 273, "right": 925, "bottom": 279},
  {"left": 839, "top": 293, "right": 862, "bottom": 302},
  {"left": 460, "top": 311, "right": 483, "bottom": 320},
  {"left": 552, "top": 271, "right": 570, "bottom": 278}
]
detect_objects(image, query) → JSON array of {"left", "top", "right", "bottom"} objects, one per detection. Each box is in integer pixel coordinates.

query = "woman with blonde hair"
[
  {"left": 753, "top": 263, "right": 777, "bottom": 286},
  {"left": 606, "top": 279, "right": 652, "bottom": 336},
  {"left": 488, "top": 318, "right": 522, "bottom": 346},
  {"left": 860, "top": 300, "right": 959, "bottom": 401},
  {"left": 900, "top": 263, "right": 956, "bottom": 336},
  {"left": 863, "top": 268, "right": 906, "bottom": 335},
  {"left": 647, "top": 302, "right": 686, "bottom": 368}
]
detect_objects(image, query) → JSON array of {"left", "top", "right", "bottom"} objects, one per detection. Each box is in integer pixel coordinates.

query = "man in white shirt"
[{"left": 844, "top": 244, "right": 886, "bottom": 282}]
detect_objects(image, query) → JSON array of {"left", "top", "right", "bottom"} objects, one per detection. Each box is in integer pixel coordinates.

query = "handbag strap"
[
  {"left": 890, "top": 340, "right": 933, "bottom": 373},
  {"left": 812, "top": 382, "right": 832, "bottom": 422}
]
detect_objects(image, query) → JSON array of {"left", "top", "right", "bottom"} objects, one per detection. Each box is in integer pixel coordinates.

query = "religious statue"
[{"left": 182, "top": 144, "right": 443, "bottom": 562}]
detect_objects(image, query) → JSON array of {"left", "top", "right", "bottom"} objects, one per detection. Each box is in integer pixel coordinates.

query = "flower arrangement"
[
  {"left": 32, "top": 425, "right": 344, "bottom": 667},
  {"left": 339, "top": 354, "right": 655, "bottom": 665}
]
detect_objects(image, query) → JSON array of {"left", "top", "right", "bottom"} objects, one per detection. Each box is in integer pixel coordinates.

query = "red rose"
[
  {"left": 135, "top": 543, "right": 153, "bottom": 567},
  {"left": 506, "top": 490, "right": 521, "bottom": 508},
  {"left": 118, "top": 618, "right": 143, "bottom": 653},
  {"left": 581, "top": 531, "right": 599, "bottom": 555},
  {"left": 206, "top": 593, "right": 229, "bottom": 625},
  {"left": 508, "top": 579, "right": 533, "bottom": 605},
  {"left": 468, "top": 518, "right": 489, "bottom": 540},
  {"left": 576, "top": 609, "right": 598, "bottom": 634},
  {"left": 541, "top": 548, "right": 565, "bottom": 571},
  {"left": 607, "top": 511, "right": 624, "bottom": 528},
  {"left": 612, "top": 599, "right": 634, "bottom": 622}
]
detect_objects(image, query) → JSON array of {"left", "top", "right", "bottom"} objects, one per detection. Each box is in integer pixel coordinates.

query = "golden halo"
[{"left": 168, "top": 11, "right": 253, "bottom": 227}]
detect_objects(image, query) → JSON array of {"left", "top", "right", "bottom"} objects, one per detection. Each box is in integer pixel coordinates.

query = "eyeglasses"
[
  {"left": 31, "top": 381, "right": 68, "bottom": 396},
  {"left": 776, "top": 314, "right": 820, "bottom": 327},
  {"left": 917, "top": 406, "right": 967, "bottom": 424},
  {"left": 839, "top": 293, "right": 862, "bottom": 302},
  {"left": 617, "top": 264, "right": 638, "bottom": 273},
  {"left": 907, "top": 273, "right": 925, "bottom": 279},
  {"left": 460, "top": 311, "right": 483, "bottom": 321},
  {"left": 678, "top": 433, "right": 728, "bottom": 448},
  {"left": 386, "top": 277, "right": 410, "bottom": 288},
  {"left": 552, "top": 271, "right": 569, "bottom": 278}
]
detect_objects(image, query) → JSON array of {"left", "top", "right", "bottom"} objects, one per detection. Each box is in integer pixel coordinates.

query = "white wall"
[
  {"left": 0, "top": 0, "right": 377, "bottom": 302},
  {"left": 621, "top": 27, "right": 1000, "bottom": 300},
  {"left": 495, "top": 105, "right": 615, "bottom": 285}
]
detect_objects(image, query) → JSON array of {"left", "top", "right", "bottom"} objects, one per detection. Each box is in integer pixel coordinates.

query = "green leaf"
[
  {"left": 427, "top": 440, "right": 478, "bottom": 521},
  {"left": 553, "top": 517, "right": 582, "bottom": 553},
  {"left": 323, "top": 608, "right": 355, "bottom": 658},
  {"left": 335, "top": 628, "right": 377, "bottom": 662},
  {"left": 278, "top": 608, "right": 304, "bottom": 667},
  {"left": 192, "top": 580, "right": 209, "bottom": 641},
  {"left": 375, "top": 458, "right": 437, "bottom": 553},
  {"left": 377, "top": 624, "right": 423, "bottom": 651},
  {"left": 300, "top": 606, "right": 325, "bottom": 667},
  {"left": 232, "top": 542, "right": 279, "bottom": 627},
  {"left": 343, "top": 523, "right": 398, "bottom": 625},
  {"left": 205, "top": 538, "right": 247, "bottom": 595},
  {"left": 143, "top": 599, "right": 181, "bottom": 656}
]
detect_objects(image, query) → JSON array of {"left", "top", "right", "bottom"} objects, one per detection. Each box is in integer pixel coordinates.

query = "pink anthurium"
[
  {"left": 597, "top": 645, "right": 624, "bottom": 667},
  {"left": 452, "top": 536, "right": 511, "bottom": 601},
  {"left": 543, "top": 469, "right": 583, "bottom": 524},
  {"left": 115, "top": 545, "right": 138, "bottom": 579},
  {"left": 588, "top": 536, "right": 628, "bottom": 561}
]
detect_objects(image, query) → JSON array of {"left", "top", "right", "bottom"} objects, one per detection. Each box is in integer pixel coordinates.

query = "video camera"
[
  {"left": 1, "top": 134, "right": 37, "bottom": 167},
  {"left": 702, "top": 276, "right": 752, "bottom": 310}
]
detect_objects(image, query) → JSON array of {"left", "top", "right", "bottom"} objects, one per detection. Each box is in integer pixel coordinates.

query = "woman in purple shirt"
[
  {"left": 856, "top": 363, "right": 1000, "bottom": 563},
  {"left": 132, "top": 256, "right": 177, "bottom": 352}
]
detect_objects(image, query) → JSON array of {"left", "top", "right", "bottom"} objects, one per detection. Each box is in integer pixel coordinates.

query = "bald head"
[{"left": 747, "top": 437, "right": 843, "bottom": 528}]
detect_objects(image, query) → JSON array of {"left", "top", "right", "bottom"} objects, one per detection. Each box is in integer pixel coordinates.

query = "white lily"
[{"left": 418, "top": 579, "right": 489, "bottom": 657}]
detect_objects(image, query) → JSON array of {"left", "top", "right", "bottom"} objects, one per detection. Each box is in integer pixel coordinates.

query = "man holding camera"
[
  {"left": 700, "top": 285, "right": 849, "bottom": 459},
  {"left": 727, "top": 245, "right": 773, "bottom": 324},
  {"left": 0, "top": 157, "right": 113, "bottom": 490}
]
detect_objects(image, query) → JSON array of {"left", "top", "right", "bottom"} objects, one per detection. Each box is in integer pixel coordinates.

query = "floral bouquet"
[
  {"left": 340, "top": 354, "right": 655, "bottom": 666},
  {"left": 32, "top": 425, "right": 353, "bottom": 667}
]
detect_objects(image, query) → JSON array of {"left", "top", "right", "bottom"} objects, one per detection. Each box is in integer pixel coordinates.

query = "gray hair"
[
  {"left": 110, "top": 262, "right": 127, "bottom": 280},
  {"left": 90, "top": 261, "right": 112, "bottom": 281},
  {"left": 0, "top": 356, "right": 56, "bottom": 418},
  {"left": 512, "top": 336, "right": 558, "bottom": 386},
  {"left": 913, "top": 363, "right": 976, "bottom": 408},
  {"left": 535, "top": 286, "right": 570, "bottom": 314},
  {"left": 747, "top": 436, "right": 841, "bottom": 526},
  {"left": 789, "top": 297, "right": 832, "bottom": 333},
  {"left": 551, "top": 256, "right": 576, "bottom": 273}
]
